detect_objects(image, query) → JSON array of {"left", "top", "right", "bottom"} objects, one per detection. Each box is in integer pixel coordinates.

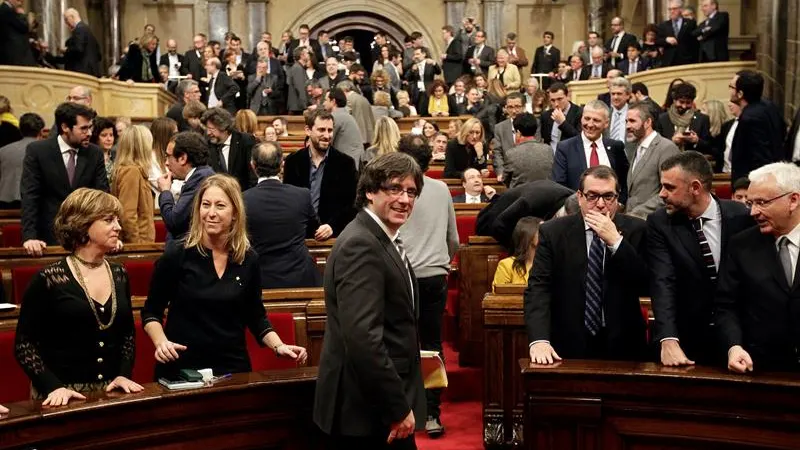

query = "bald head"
[
  {"left": 166, "top": 39, "right": 178, "bottom": 54},
  {"left": 252, "top": 142, "right": 283, "bottom": 178},
  {"left": 64, "top": 8, "right": 81, "bottom": 29},
  {"left": 68, "top": 86, "right": 92, "bottom": 106}
]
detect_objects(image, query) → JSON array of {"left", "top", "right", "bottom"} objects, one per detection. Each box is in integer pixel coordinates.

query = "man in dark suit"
[
  {"left": 316, "top": 29, "right": 335, "bottom": 64},
  {"left": 404, "top": 47, "right": 441, "bottom": 105},
  {"left": 157, "top": 132, "right": 215, "bottom": 241},
  {"left": 313, "top": 152, "right": 426, "bottom": 448},
  {"left": 655, "top": 83, "right": 712, "bottom": 155},
  {"left": 167, "top": 79, "right": 200, "bottom": 132},
  {"left": 440, "top": 25, "right": 463, "bottom": 86},
  {"left": 540, "top": 82, "right": 583, "bottom": 152},
  {"left": 184, "top": 33, "right": 208, "bottom": 82},
  {"left": 656, "top": 0, "right": 699, "bottom": 66},
  {"left": 159, "top": 39, "right": 187, "bottom": 80},
  {"left": 203, "top": 57, "right": 239, "bottom": 115},
  {"left": 552, "top": 99, "right": 630, "bottom": 205},
  {"left": 62, "top": 9, "right": 101, "bottom": 77},
  {"left": 715, "top": 162, "right": 800, "bottom": 373},
  {"left": 201, "top": 107, "right": 256, "bottom": 191},
  {"left": 649, "top": 151, "right": 753, "bottom": 367},
  {"left": 288, "top": 24, "right": 321, "bottom": 65},
  {"left": 693, "top": 0, "right": 729, "bottom": 62},
  {"left": 491, "top": 92, "right": 526, "bottom": 183},
  {"left": 20, "top": 103, "right": 109, "bottom": 255},
  {"left": 246, "top": 56, "right": 285, "bottom": 115},
  {"left": 447, "top": 79, "right": 468, "bottom": 115},
  {"left": 283, "top": 110, "right": 358, "bottom": 239},
  {"left": 618, "top": 43, "right": 651, "bottom": 75},
  {"left": 531, "top": 31, "right": 560, "bottom": 89},
  {"left": 631, "top": 82, "right": 664, "bottom": 120},
  {"left": 561, "top": 54, "right": 590, "bottom": 82},
  {"left": 452, "top": 168, "right": 496, "bottom": 204},
  {"left": 244, "top": 142, "right": 322, "bottom": 289},
  {"left": 463, "top": 30, "right": 494, "bottom": 76},
  {"left": 586, "top": 47, "right": 611, "bottom": 80},
  {"left": 0, "top": 0, "right": 36, "bottom": 66},
  {"left": 729, "top": 70, "right": 786, "bottom": 185},
  {"left": 525, "top": 165, "right": 648, "bottom": 364},
  {"left": 605, "top": 17, "right": 638, "bottom": 68}
]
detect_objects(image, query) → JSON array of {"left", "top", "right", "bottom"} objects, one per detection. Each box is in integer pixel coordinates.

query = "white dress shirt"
[
  {"left": 631, "top": 130, "right": 659, "bottom": 172},
  {"left": 207, "top": 71, "right": 220, "bottom": 107},
  {"left": 792, "top": 126, "right": 800, "bottom": 162},
  {"left": 257, "top": 175, "right": 281, "bottom": 184},
  {"left": 550, "top": 103, "right": 572, "bottom": 153},
  {"left": 777, "top": 222, "right": 800, "bottom": 284},
  {"left": 695, "top": 197, "right": 722, "bottom": 269},
  {"left": 465, "top": 193, "right": 482, "bottom": 204},
  {"left": 417, "top": 61, "right": 426, "bottom": 91},
  {"left": 581, "top": 133, "right": 611, "bottom": 168},
  {"left": 168, "top": 53, "right": 180, "bottom": 78},
  {"left": 220, "top": 134, "right": 232, "bottom": 170},
  {"left": 57, "top": 135, "right": 77, "bottom": 168},
  {"left": 723, "top": 119, "right": 738, "bottom": 173}
]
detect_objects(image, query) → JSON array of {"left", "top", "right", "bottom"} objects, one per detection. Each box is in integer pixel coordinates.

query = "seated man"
[
  {"left": 453, "top": 168, "right": 496, "bottom": 203},
  {"left": 504, "top": 113, "right": 554, "bottom": 188},
  {"left": 526, "top": 165, "right": 648, "bottom": 363},
  {"left": 272, "top": 117, "right": 290, "bottom": 137}
]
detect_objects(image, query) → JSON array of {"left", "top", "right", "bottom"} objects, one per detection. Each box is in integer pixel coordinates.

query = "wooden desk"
[
  {"left": 0, "top": 368, "right": 320, "bottom": 450},
  {"left": 520, "top": 359, "right": 800, "bottom": 449}
]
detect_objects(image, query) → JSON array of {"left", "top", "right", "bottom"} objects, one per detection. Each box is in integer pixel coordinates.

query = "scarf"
[
  {"left": 0, "top": 112, "right": 19, "bottom": 127},
  {"left": 667, "top": 104, "right": 693, "bottom": 133},
  {"left": 141, "top": 49, "right": 154, "bottom": 82}
]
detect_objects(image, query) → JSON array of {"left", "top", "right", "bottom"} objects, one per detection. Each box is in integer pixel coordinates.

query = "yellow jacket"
[
  {"left": 492, "top": 257, "right": 530, "bottom": 291},
  {"left": 487, "top": 64, "right": 521, "bottom": 90}
]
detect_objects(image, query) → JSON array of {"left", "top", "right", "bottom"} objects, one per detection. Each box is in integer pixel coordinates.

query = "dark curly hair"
[{"left": 54, "top": 188, "right": 123, "bottom": 251}]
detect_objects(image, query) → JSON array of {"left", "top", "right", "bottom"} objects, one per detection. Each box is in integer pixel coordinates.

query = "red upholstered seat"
[
  {"left": 247, "top": 313, "right": 298, "bottom": 371},
  {"left": 124, "top": 261, "right": 155, "bottom": 297},
  {"left": 0, "top": 329, "right": 30, "bottom": 403},
  {"left": 426, "top": 169, "right": 444, "bottom": 179},
  {"left": 154, "top": 221, "right": 167, "bottom": 242},
  {"left": 12, "top": 266, "right": 42, "bottom": 304},
  {"left": 132, "top": 318, "right": 157, "bottom": 384},
  {"left": 714, "top": 183, "right": 732, "bottom": 200},
  {"left": 1, "top": 224, "right": 22, "bottom": 248},
  {"left": 450, "top": 188, "right": 460, "bottom": 198},
  {"left": 455, "top": 215, "right": 477, "bottom": 245}
]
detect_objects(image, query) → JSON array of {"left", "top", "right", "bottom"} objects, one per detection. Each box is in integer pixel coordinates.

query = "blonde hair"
[
  {"left": 371, "top": 116, "right": 401, "bottom": 157},
  {"left": 150, "top": 117, "right": 177, "bottom": 172},
  {"left": 183, "top": 100, "right": 207, "bottom": 120},
  {"left": 457, "top": 117, "right": 484, "bottom": 145},
  {"left": 54, "top": 188, "right": 123, "bottom": 251},
  {"left": 373, "top": 91, "right": 392, "bottom": 108},
  {"left": 702, "top": 99, "right": 731, "bottom": 137},
  {"left": 0, "top": 95, "right": 11, "bottom": 114},
  {"left": 184, "top": 174, "right": 250, "bottom": 264},
  {"left": 113, "top": 125, "right": 153, "bottom": 179},
  {"left": 396, "top": 90, "right": 410, "bottom": 107},
  {"left": 234, "top": 109, "right": 259, "bottom": 135}
]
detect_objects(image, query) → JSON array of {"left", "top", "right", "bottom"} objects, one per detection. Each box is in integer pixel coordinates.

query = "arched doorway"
[{"left": 310, "top": 12, "right": 408, "bottom": 72}]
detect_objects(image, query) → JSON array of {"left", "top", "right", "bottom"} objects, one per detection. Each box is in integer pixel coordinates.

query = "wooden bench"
[{"left": 258, "top": 115, "right": 474, "bottom": 135}]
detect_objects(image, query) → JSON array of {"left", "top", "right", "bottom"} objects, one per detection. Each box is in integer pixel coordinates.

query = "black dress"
[
  {"left": 141, "top": 242, "right": 273, "bottom": 378},
  {"left": 443, "top": 139, "right": 488, "bottom": 178},
  {"left": 14, "top": 259, "right": 135, "bottom": 396}
]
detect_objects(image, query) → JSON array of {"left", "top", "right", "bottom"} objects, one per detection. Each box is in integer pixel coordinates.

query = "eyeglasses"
[
  {"left": 66, "top": 95, "right": 88, "bottom": 102},
  {"left": 746, "top": 192, "right": 792, "bottom": 209},
  {"left": 581, "top": 191, "right": 619, "bottom": 203},
  {"left": 382, "top": 185, "right": 418, "bottom": 199}
]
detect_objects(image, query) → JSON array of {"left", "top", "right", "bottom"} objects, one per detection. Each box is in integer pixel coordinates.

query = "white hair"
[
  {"left": 583, "top": 99, "right": 610, "bottom": 119},
  {"left": 749, "top": 162, "right": 800, "bottom": 193},
  {"left": 609, "top": 77, "right": 632, "bottom": 94}
]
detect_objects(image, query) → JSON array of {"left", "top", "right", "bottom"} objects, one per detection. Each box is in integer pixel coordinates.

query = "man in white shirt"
[
  {"left": 453, "top": 168, "right": 496, "bottom": 203},
  {"left": 605, "top": 17, "right": 637, "bottom": 68},
  {"left": 160, "top": 39, "right": 185, "bottom": 78},
  {"left": 722, "top": 101, "right": 741, "bottom": 173}
]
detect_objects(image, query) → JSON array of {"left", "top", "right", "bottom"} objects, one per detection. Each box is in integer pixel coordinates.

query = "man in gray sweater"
[
  {"left": 398, "top": 134, "right": 459, "bottom": 438},
  {"left": 504, "top": 113, "right": 554, "bottom": 188}
]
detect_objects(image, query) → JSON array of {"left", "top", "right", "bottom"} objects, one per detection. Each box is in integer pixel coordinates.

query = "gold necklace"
[
  {"left": 69, "top": 256, "right": 118, "bottom": 331},
  {"left": 73, "top": 253, "right": 104, "bottom": 269}
]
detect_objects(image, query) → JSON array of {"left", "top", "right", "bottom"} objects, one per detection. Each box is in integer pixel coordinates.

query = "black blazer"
[
  {"left": 183, "top": 49, "right": 206, "bottom": 83},
  {"left": 443, "top": 139, "right": 488, "bottom": 178},
  {"left": 656, "top": 18, "right": 699, "bottom": 66},
  {"left": 208, "top": 130, "right": 257, "bottom": 191},
  {"left": 288, "top": 38, "right": 322, "bottom": 65},
  {"left": 540, "top": 103, "right": 583, "bottom": 145},
  {"left": 463, "top": 45, "right": 495, "bottom": 75},
  {"left": 21, "top": 137, "right": 110, "bottom": 244},
  {"left": 531, "top": 46, "right": 560, "bottom": 75},
  {"left": 118, "top": 43, "right": 159, "bottom": 82},
  {"left": 551, "top": 135, "right": 630, "bottom": 205},
  {"left": 655, "top": 110, "right": 713, "bottom": 155},
  {"left": 64, "top": 22, "right": 102, "bottom": 77},
  {"left": 313, "top": 210, "right": 425, "bottom": 437},
  {"left": 692, "top": 11, "right": 729, "bottom": 62},
  {"left": 618, "top": 58, "right": 651, "bottom": 75},
  {"left": 452, "top": 192, "right": 489, "bottom": 204},
  {"left": 448, "top": 93, "right": 468, "bottom": 116},
  {"left": 206, "top": 71, "right": 240, "bottom": 115},
  {"left": 403, "top": 60, "right": 441, "bottom": 102},
  {"left": 0, "top": 2, "right": 36, "bottom": 66},
  {"left": 442, "top": 38, "right": 464, "bottom": 85},
  {"left": 647, "top": 199, "right": 754, "bottom": 364},
  {"left": 166, "top": 102, "right": 191, "bottom": 132},
  {"left": 561, "top": 67, "right": 591, "bottom": 82},
  {"left": 715, "top": 226, "right": 800, "bottom": 372},
  {"left": 730, "top": 100, "right": 786, "bottom": 185},
  {"left": 243, "top": 180, "right": 322, "bottom": 289},
  {"left": 283, "top": 147, "right": 358, "bottom": 237},
  {"left": 524, "top": 213, "right": 649, "bottom": 360},
  {"left": 159, "top": 53, "right": 187, "bottom": 76},
  {"left": 604, "top": 33, "right": 638, "bottom": 67},
  {"left": 475, "top": 180, "right": 574, "bottom": 249}
]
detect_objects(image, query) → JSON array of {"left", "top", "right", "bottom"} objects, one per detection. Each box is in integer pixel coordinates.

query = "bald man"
[
  {"left": 62, "top": 8, "right": 102, "bottom": 77},
  {"left": 160, "top": 39, "right": 187, "bottom": 78}
]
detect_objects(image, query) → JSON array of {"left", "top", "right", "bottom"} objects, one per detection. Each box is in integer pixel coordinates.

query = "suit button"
[
  {"left": 97, "top": 374, "right": 104, "bottom": 381},
  {"left": 97, "top": 358, "right": 103, "bottom": 364},
  {"left": 98, "top": 341, "right": 104, "bottom": 348}
]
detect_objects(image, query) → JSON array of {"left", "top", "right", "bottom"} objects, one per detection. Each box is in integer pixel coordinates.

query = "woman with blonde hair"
[
  {"left": 447, "top": 119, "right": 463, "bottom": 139},
  {"left": 149, "top": 117, "right": 178, "bottom": 194},
  {"left": 234, "top": 109, "right": 259, "bottom": 135},
  {"left": 142, "top": 174, "right": 307, "bottom": 379},
  {"left": 112, "top": 125, "right": 156, "bottom": 243},
  {"left": 444, "top": 117, "right": 488, "bottom": 178},
  {"left": 362, "top": 116, "right": 401, "bottom": 165},
  {"left": 371, "top": 91, "right": 403, "bottom": 120},
  {"left": 701, "top": 99, "right": 733, "bottom": 172},
  {"left": 396, "top": 90, "right": 417, "bottom": 117},
  {"left": 0, "top": 95, "right": 21, "bottom": 148}
]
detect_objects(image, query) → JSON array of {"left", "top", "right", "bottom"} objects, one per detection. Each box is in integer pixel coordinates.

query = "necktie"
[
  {"left": 778, "top": 237, "right": 793, "bottom": 286},
  {"left": 395, "top": 234, "right": 414, "bottom": 308},
  {"left": 66, "top": 149, "right": 77, "bottom": 187},
  {"left": 585, "top": 231, "right": 605, "bottom": 335},
  {"left": 589, "top": 141, "right": 599, "bottom": 167},
  {"left": 218, "top": 145, "right": 228, "bottom": 172},
  {"left": 691, "top": 218, "right": 717, "bottom": 283},
  {"left": 673, "top": 21, "right": 680, "bottom": 36},
  {"left": 632, "top": 145, "right": 646, "bottom": 171},
  {"left": 593, "top": 65, "right": 599, "bottom": 78},
  {"left": 631, "top": 60, "right": 637, "bottom": 74},
  {"left": 611, "top": 36, "right": 619, "bottom": 53},
  {"left": 611, "top": 111, "right": 623, "bottom": 141}
]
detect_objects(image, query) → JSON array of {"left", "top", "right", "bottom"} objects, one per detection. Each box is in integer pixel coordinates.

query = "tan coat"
[
  {"left": 112, "top": 165, "right": 155, "bottom": 243},
  {"left": 488, "top": 64, "right": 521, "bottom": 91}
]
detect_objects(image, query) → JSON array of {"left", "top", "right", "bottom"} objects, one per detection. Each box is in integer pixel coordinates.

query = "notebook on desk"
[{"left": 420, "top": 350, "right": 448, "bottom": 389}]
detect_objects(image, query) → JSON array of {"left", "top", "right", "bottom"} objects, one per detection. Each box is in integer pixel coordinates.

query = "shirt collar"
[
  {"left": 223, "top": 134, "right": 232, "bottom": 147},
  {"left": 696, "top": 195, "right": 719, "bottom": 221},
  {"left": 616, "top": 31, "right": 625, "bottom": 38},
  {"left": 257, "top": 176, "right": 281, "bottom": 184},
  {"left": 58, "top": 135, "right": 76, "bottom": 154},
  {"left": 779, "top": 221, "right": 800, "bottom": 247},
  {"left": 640, "top": 130, "right": 659, "bottom": 148},
  {"left": 363, "top": 207, "right": 398, "bottom": 242},
  {"left": 309, "top": 147, "right": 329, "bottom": 164},
  {"left": 612, "top": 103, "right": 629, "bottom": 114},
  {"left": 185, "top": 166, "right": 197, "bottom": 181},
  {"left": 580, "top": 132, "right": 602, "bottom": 148}
]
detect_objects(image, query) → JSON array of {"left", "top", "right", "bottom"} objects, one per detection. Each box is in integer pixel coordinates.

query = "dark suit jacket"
[
  {"left": 288, "top": 38, "right": 322, "bottom": 65},
  {"left": 166, "top": 102, "right": 191, "bottom": 132},
  {"left": 532, "top": 46, "right": 560, "bottom": 75},
  {"left": 692, "top": 11, "right": 729, "bottom": 62},
  {"left": 585, "top": 63, "right": 611, "bottom": 79},
  {"left": 159, "top": 52, "right": 187, "bottom": 76},
  {"left": 118, "top": 43, "right": 159, "bottom": 82},
  {"left": 562, "top": 67, "right": 591, "bottom": 82},
  {"left": 183, "top": 48, "right": 206, "bottom": 83},
  {"left": 313, "top": 210, "right": 425, "bottom": 437},
  {"left": 656, "top": 110, "right": 713, "bottom": 155},
  {"left": 208, "top": 131, "right": 256, "bottom": 191},
  {"left": 452, "top": 193, "right": 489, "bottom": 204},
  {"left": 647, "top": 199, "right": 754, "bottom": 363},
  {"left": 476, "top": 180, "right": 574, "bottom": 249},
  {"left": 551, "top": 135, "right": 630, "bottom": 205},
  {"left": 524, "top": 213, "right": 649, "bottom": 360},
  {"left": 448, "top": 93, "right": 468, "bottom": 116},
  {"left": 463, "top": 44, "right": 495, "bottom": 75},
  {"left": 715, "top": 226, "right": 800, "bottom": 372},
  {"left": 656, "top": 18, "right": 699, "bottom": 66},
  {"left": 21, "top": 137, "right": 110, "bottom": 244},
  {"left": 403, "top": 61, "right": 441, "bottom": 103},
  {"left": 0, "top": 2, "right": 35, "bottom": 66},
  {"left": 604, "top": 33, "right": 638, "bottom": 67},
  {"left": 283, "top": 147, "right": 358, "bottom": 237},
  {"left": 618, "top": 58, "right": 650, "bottom": 75},
  {"left": 442, "top": 38, "right": 464, "bottom": 85},
  {"left": 730, "top": 100, "right": 786, "bottom": 185},
  {"left": 243, "top": 180, "right": 322, "bottom": 289},
  {"left": 540, "top": 102, "right": 583, "bottom": 145},
  {"left": 158, "top": 165, "right": 215, "bottom": 241},
  {"left": 206, "top": 71, "right": 240, "bottom": 115},
  {"left": 246, "top": 60, "right": 286, "bottom": 115},
  {"left": 64, "top": 22, "right": 102, "bottom": 77}
]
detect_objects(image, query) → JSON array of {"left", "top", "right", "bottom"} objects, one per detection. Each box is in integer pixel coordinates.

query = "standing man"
[
  {"left": 504, "top": 113, "right": 554, "bottom": 188},
  {"left": 463, "top": 31, "right": 495, "bottom": 76},
  {"left": 313, "top": 152, "right": 426, "bottom": 448},
  {"left": 246, "top": 54, "right": 285, "bottom": 115},
  {"left": 203, "top": 57, "right": 239, "bottom": 115},
  {"left": 605, "top": 17, "right": 638, "bottom": 68},
  {"left": 62, "top": 8, "right": 102, "bottom": 77},
  {"left": 397, "top": 135, "right": 459, "bottom": 438},
  {"left": 287, "top": 47, "right": 311, "bottom": 115},
  {"left": 525, "top": 165, "right": 648, "bottom": 364},
  {"left": 21, "top": 103, "right": 109, "bottom": 255},
  {"left": 540, "top": 82, "right": 582, "bottom": 152},
  {"left": 184, "top": 34, "right": 208, "bottom": 83},
  {"left": 693, "top": 0, "right": 729, "bottom": 62},
  {"left": 405, "top": 47, "right": 441, "bottom": 105},
  {"left": 324, "top": 88, "right": 364, "bottom": 169},
  {"left": 440, "top": 26, "right": 463, "bottom": 86},
  {"left": 0, "top": 0, "right": 36, "bottom": 66},
  {"left": 160, "top": 39, "right": 187, "bottom": 79},
  {"left": 457, "top": 17, "right": 479, "bottom": 55},
  {"left": 504, "top": 32, "right": 529, "bottom": 72},
  {"left": 201, "top": 107, "right": 256, "bottom": 191},
  {"left": 491, "top": 92, "right": 526, "bottom": 183},
  {"left": 715, "top": 162, "right": 800, "bottom": 373},
  {"left": 656, "top": 0, "right": 698, "bottom": 67},
  {"left": 648, "top": 151, "right": 753, "bottom": 366},
  {"left": 532, "top": 31, "right": 560, "bottom": 89},
  {"left": 288, "top": 24, "right": 321, "bottom": 65},
  {"left": 656, "top": 83, "right": 712, "bottom": 154},
  {"left": 607, "top": 77, "right": 631, "bottom": 143},
  {"left": 0, "top": 113, "right": 45, "bottom": 210},
  {"left": 167, "top": 79, "right": 201, "bottom": 132}
]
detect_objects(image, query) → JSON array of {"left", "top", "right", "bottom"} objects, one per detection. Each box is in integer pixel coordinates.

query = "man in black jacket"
[
  {"left": 21, "top": 102, "right": 109, "bottom": 255},
  {"left": 440, "top": 25, "right": 463, "bottom": 86},
  {"left": 283, "top": 110, "right": 358, "bottom": 239},
  {"left": 166, "top": 79, "right": 201, "bottom": 132},
  {"left": 655, "top": 83, "right": 712, "bottom": 155},
  {"left": 656, "top": 0, "right": 698, "bottom": 66},
  {"left": 184, "top": 33, "right": 207, "bottom": 82},
  {"left": 62, "top": 8, "right": 102, "bottom": 77},
  {"left": 203, "top": 57, "right": 239, "bottom": 115},
  {"left": 540, "top": 82, "right": 582, "bottom": 151},
  {"left": 531, "top": 31, "right": 560, "bottom": 89},
  {"left": 201, "top": 107, "right": 256, "bottom": 191},
  {"left": 0, "top": 0, "right": 36, "bottom": 66},
  {"left": 693, "top": 0, "right": 729, "bottom": 62}
]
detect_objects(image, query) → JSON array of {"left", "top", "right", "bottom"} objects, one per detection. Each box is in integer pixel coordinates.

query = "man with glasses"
[
  {"left": 648, "top": 151, "right": 752, "bottom": 368},
  {"left": 525, "top": 165, "right": 648, "bottom": 364},
  {"left": 167, "top": 79, "right": 201, "bottom": 132},
  {"left": 21, "top": 102, "right": 109, "bottom": 255},
  {"left": 715, "top": 162, "right": 800, "bottom": 373},
  {"left": 656, "top": 0, "right": 698, "bottom": 67},
  {"left": 491, "top": 92, "right": 525, "bottom": 183}
]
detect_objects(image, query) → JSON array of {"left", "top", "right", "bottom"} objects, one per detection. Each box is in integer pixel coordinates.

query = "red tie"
[{"left": 589, "top": 141, "right": 599, "bottom": 167}]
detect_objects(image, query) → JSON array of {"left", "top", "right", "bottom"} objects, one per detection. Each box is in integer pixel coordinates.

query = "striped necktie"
[
  {"left": 691, "top": 218, "right": 717, "bottom": 283},
  {"left": 394, "top": 235, "right": 408, "bottom": 264},
  {"left": 585, "top": 231, "right": 604, "bottom": 335}
]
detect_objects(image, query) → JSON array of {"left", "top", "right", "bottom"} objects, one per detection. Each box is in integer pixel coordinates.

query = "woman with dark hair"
[
  {"left": 149, "top": 117, "right": 178, "bottom": 196},
  {"left": 91, "top": 117, "right": 118, "bottom": 184},
  {"left": 641, "top": 24, "right": 662, "bottom": 69},
  {"left": 443, "top": 117, "right": 488, "bottom": 178},
  {"left": 662, "top": 78, "right": 685, "bottom": 110},
  {"left": 223, "top": 50, "right": 247, "bottom": 111},
  {"left": 492, "top": 216, "right": 543, "bottom": 290},
  {"left": 419, "top": 79, "right": 450, "bottom": 117}
]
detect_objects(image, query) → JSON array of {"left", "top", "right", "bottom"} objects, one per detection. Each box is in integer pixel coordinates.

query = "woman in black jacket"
[{"left": 444, "top": 117, "right": 488, "bottom": 178}]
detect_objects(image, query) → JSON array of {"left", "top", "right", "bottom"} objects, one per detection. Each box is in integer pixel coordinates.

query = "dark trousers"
[
  {"left": 0, "top": 200, "right": 20, "bottom": 210},
  {"left": 417, "top": 274, "right": 447, "bottom": 418},
  {"left": 326, "top": 433, "right": 417, "bottom": 450}
]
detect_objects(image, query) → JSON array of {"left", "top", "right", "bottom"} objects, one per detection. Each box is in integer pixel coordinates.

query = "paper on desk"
[
  {"left": 0, "top": 303, "right": 16, "bottom": 311},
  {"left": 420, "top": 350, "right": 448, "bottom": 389}
]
